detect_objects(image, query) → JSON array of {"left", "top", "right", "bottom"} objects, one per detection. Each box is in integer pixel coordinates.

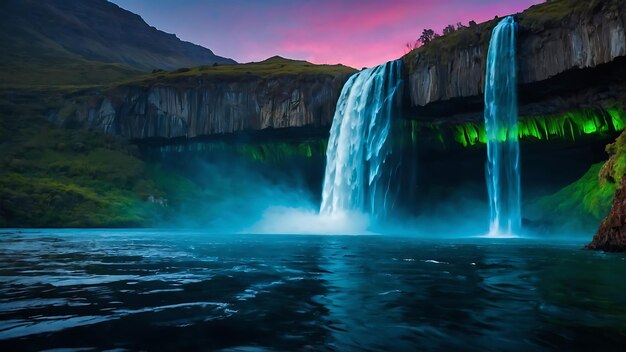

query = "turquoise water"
[{"left": 1, "top": 229, "right": 625, "bottom": 350}]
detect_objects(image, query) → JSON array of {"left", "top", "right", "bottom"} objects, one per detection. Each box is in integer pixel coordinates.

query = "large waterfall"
[
  {"left": 484, "top": 16, "right": 521, "bottom": 236},
  {"left": 320, "top": 60, "right": 402, "bottom": 218}
]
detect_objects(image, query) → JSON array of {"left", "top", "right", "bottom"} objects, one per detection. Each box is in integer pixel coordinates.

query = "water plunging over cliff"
[
  {"left": 320, "top": 61, "right": 402, "bottom": 218},
  {"left": 484, "top": 16, "right": 521, "bottom": 236}
]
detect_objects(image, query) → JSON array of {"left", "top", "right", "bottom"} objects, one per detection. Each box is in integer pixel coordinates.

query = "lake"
[{"left": 1, "top": 229, "right": 625, "bottom": 351}]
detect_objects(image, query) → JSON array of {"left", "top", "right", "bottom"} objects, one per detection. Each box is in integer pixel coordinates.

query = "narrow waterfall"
[
  {"left": 320, "top": 60, "right": 402, "bottom": 218},
  {"left": 484, "top": 16, "right": 521, "bottom": 236}
]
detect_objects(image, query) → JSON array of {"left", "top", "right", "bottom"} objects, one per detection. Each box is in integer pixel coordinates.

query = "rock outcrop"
[
  {"left": 51, "top": 68, "right": 352, "bottom": 139},
  {"left": 406, "top": 0, "right": 626, "bottom": 118},
  {"left": 587, "top": 130, "right": 626, "bottom": 251},
  {"left": 587, "top": 177, "right": 626, "bottom": 251}
]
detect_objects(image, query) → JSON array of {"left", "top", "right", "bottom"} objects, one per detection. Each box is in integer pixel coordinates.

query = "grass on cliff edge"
[
  {"left": 1, "top": 54, "right": 355, "bottom": 91},
  {"left": 128, "top": 56, "right": 357, "bottom": 84},
  {"left": 519, "top": 0, "right": 621, "bottom": 31},
  {"left": 403, "top": 0, "right": 622, "bottom": 65},
  {"left": 0, "top": 95, "right": 201, "bottom": 227}
]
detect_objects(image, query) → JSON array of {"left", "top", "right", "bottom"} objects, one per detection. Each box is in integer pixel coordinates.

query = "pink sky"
[{"left": 111, "top": 0, "right": 543, "bottom": 68}]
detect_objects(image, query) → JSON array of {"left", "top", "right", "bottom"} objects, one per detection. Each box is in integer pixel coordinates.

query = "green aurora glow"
[
  {"left": 158, "top": 107, "right": 626, "bottom": 162},
  {"left": 451, "top": 107, "right": 626, "bottom": 147}
]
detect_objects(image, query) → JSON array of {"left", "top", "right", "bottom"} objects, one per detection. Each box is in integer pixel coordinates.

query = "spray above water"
[
  {"left": 249, "top": 61, "right": 402, "bottom": 235},
  {"left": 484, "top": 16, "right": 521, "bottom": 237},
  {"left": 320, "top": 60, "right": 403, "bottom": 219}
]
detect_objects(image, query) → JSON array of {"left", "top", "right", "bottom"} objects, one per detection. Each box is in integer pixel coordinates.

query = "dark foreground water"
[{"left": 1, "top": 230, "right": 626, "bottom": 351}]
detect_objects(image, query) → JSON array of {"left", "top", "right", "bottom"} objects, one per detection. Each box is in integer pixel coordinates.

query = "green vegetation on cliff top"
[
  {"left": 519, "top": 0, "right": 621, "bottom": 30},
  {"left": 403, "top": 0, "right": 622, "bottom": 65},
  {"left": 2, "top": 56, "right": 356, "bottom": 91},
  {"left": 128, "top": 56, "right": 356, "bottom": 85}
]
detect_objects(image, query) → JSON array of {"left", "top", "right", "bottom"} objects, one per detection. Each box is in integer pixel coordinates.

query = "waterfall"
[
  {"left": 484, "top": 16, "right": 521, "bottom": 236},
  {"left": 320, "top": 60, "right": 402, "bottom": 218}
]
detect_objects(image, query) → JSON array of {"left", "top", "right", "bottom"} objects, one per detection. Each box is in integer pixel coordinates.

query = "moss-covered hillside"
[
  {"left": 0, "top": 92, "right": 202, "bottom": 227},
  {"left": 527, "top": 130, "right": 626, "bottom": 232}
]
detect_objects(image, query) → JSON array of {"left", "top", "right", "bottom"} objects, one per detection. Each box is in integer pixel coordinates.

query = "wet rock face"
[
  {"left": 587, "top": 177, "right": 626, "bottom": 252},
  {"left": 57, "top": 74, "right": 349, "bottom": 139},
  {"left": 408, "top": 46, "right": 484, "bottom": 107},
  {"left": 407, "top": 1, "right": 626, "bottom": 116}
]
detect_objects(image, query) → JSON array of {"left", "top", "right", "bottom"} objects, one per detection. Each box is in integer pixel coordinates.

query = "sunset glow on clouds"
[{"left": 111, "top": 0, "right": 542, "bottom": 68}]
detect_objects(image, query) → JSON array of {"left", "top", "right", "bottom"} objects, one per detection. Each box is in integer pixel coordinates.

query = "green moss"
[
  {"left": 527, "top": 129, "right": 626, "bottom": 231},
  {"left": 600, "top": 129, "right": 626, "bottom": 184},
  {"left": 529, "top": 163, "right": 616, "bottom": 226}
]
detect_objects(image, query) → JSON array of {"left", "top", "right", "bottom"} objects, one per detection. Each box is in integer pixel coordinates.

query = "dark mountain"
[{"left": 0, "top": 0, "right": 236, "bottom": 86}]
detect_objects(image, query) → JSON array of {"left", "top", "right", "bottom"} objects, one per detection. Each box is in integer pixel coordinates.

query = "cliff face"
[
  {"left": 52, "top": 73, "right": 350, "bottom": 139},
  {"left": 406, "top": 0, "right": 626, "bottom": 118}
]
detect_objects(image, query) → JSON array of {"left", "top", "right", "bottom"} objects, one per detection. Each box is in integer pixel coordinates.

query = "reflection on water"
[{"left": 0, "top": 229, "right": 626, "bottom": 350}]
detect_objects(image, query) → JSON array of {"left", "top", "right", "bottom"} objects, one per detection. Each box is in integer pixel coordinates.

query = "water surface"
[{"left": 1, "top": 229, "right": 625, "bottom": 351}]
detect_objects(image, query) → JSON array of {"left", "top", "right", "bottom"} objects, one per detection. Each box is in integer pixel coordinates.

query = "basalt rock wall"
[
  {"left": 51, "top": 74, "right": 350, "bottom": 140},
  {"left": 406, "top": 0, "right": 626, "bottom": 120}
]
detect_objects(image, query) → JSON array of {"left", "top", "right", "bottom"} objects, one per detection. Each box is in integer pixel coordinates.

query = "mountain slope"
[{"left": 0, "top": 0, "right": 236, "bottom": 86}]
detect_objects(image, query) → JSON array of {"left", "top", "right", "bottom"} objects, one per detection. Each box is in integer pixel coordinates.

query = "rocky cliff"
[
  {"left": 50, "top": 58, "right": 355, "bottom": 139},
  {"left": 405, "top": 0, "right": 626, "bottom": 119},
  {"left": 587, "top": 176, "right": 626, "bottom": 251},
  {"left": 587, "top": 130, "right": 626, "bottom": 251}
]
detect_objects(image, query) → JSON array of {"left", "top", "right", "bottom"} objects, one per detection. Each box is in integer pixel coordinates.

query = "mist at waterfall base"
[
  {"left": 151, "top": 152, "right": 366, "bottom": 234},
  {"left": 159, "top": 149, "right": 495, "bottom": 236}
]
